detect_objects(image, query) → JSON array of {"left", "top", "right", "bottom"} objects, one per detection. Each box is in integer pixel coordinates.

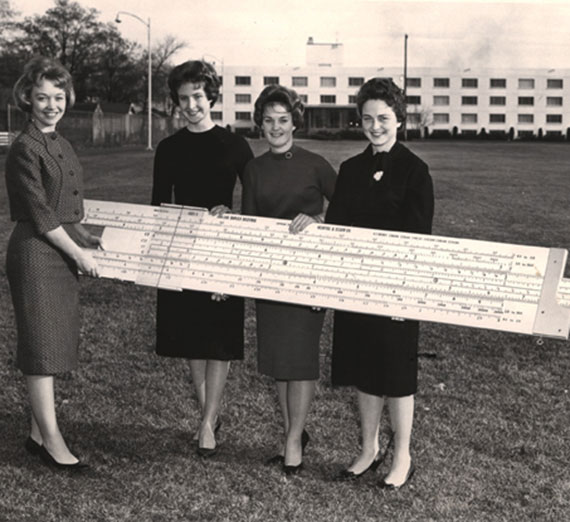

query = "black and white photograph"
[{"left": 0, "top": 0, "right": 569, "bottom": 520}]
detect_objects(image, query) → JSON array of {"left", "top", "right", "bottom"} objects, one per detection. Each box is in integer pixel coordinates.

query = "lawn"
[{"left": 0, "top": 139, "right": 569, "bottom": 522}]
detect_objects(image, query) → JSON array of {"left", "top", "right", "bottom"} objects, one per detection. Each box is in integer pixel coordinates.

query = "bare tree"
[{"left": 151, "top": 35, "right": 187, "bottom": 112}]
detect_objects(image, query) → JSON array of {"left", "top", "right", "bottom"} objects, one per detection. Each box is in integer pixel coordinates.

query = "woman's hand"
[
  {"left": 75, "top": 249, "right": 99, "bottom": 277},
  {"left": 85, "top": 234, "right": 105, "bottom": 250},
  {"left": 210, "top": 205, "right": 232, "bottom": 217},
  {"left": 289, "top": 213, "right": 322, "bottom": 234}
]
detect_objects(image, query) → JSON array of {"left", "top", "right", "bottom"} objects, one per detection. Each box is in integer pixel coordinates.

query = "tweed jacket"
[
  {"left": 326, "top": 141, "right": 434, "bottom": 235},
  {"left": 5, "top": 122, "right": 84, "bottom": 235}
]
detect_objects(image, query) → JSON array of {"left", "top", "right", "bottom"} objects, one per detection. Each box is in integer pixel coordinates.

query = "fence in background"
[{"left": 0, "top": 105, "right": 186, "bottom": 149}]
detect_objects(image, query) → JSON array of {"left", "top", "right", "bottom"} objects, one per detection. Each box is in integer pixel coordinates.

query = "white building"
[{"left": 212, "top": 39, "right": 570, "bottom": 139}]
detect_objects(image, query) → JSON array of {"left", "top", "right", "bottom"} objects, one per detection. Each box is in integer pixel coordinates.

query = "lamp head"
[{"left": 115, "top": 14, "right": 121, "bottom": 23}]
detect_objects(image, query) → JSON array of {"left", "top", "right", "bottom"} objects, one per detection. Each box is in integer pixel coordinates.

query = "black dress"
[
  {"left": 325, "top": 142, "right": 434, "bottom": 397},
  {"left": 151, "top": 126, "right": 253, "bottom": 359}
]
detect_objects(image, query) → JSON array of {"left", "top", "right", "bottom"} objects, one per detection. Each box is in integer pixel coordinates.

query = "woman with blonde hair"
[{"left": 6, "top": 56, "right": 103, "bottom": 470}]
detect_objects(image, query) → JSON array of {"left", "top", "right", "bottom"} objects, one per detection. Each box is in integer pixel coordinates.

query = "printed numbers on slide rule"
[{"left": 82, "top": 200, "right": 570, "bottom": 339}]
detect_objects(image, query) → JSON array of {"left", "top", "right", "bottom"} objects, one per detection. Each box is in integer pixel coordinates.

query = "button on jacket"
[{"left": 5, "top": 122, "right": 84, "bottom": 235}]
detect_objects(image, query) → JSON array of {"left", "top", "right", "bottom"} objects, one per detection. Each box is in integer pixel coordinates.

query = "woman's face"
[
  {"left": 262, "top": 102, "right": 295, "bottom": 153},
  {"left": 177, "top": 82, "right": 212, "bottom": 130},
  {"left": 361, "top": 99, "right": 401, "bottom": 152},
  {"left": 29, "top": 78, "right": 66, "bottom": 132}
]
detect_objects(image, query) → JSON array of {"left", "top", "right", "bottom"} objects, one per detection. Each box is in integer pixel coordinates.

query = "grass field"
[{"left": 0, "top": 139, "right": 569, "bottom": 522}]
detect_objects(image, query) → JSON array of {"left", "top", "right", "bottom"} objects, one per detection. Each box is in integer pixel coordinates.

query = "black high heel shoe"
[
  {"left": 379, "top": 461, "right": 415, "bottom": 490},
  {"left": 196, "top": 419, "right": 222, "bottom": 457},
  {"left": 266, "top": 429, "right": 310, "bottom": 466},
  {"left": 24, "top": 437, "right": 42, "bottom": 456},
  {"left": 283, "top": 461, "right": 304, "bottom": 475},
  {"left": 38, "top": 446, "right": 89, "bottom": 471},
  {"left": 334, "top": 450, "right": 384, "bottom": 482},
  {"left": 196, "top": 445, "right": 218, "bottom": 458}
]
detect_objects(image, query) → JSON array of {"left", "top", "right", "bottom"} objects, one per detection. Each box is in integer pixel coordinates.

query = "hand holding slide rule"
[{"left": 82, "top": 200, "right": 570, "bottom": 340}]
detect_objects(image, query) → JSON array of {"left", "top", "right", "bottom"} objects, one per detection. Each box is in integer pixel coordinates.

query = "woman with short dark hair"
[
  {"left": 6, "top": 56, "right": 103, "bottom": 470},
  {"left": 327, "top": 77, "right": 434, "bottom": 489},
  {"left": 151, "top": 60, "right": 253, "bottom": 456},
  {"left": 242, "top": 84, "right": 336, "bottom": 474}
]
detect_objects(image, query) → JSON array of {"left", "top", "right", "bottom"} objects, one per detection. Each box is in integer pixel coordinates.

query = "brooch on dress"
[{"left": 373, "top": 170, "right": 384, "bottom": 182}]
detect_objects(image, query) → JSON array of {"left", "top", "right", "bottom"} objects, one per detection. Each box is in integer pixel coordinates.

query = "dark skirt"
[
  {"left": 155, "top": 288, "right": 244, "bottom": 360},
  {"left": 331, "top": 312, "right": 419, "bottom": 397},
  {"left": 256, "top": 300, "right": 325, "bottom": 380},
  {"left": 6, "top": 222, "right": 80, "bottom": 375}
]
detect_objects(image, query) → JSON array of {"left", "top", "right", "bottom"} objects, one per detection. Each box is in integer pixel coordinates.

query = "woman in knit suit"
[{"left": 5, "top": 57, "right": 102, "bottom": 470}]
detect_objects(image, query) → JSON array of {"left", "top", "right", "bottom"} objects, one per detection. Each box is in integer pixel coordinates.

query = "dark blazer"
[
  {"left": 326, "top": 141, "right": 434, "bottom": 234},
  {"left": 5, "top": 122, "right": 84, "bottom": 235}
]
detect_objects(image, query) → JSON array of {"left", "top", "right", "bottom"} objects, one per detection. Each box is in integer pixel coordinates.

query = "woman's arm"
[
  {"left": 325, "top": 162, "right": 352, "bottom": 225},
  {"left": 241, "top": 163, "right": 257, "bottom": 216},
  {"left": 69, "top": 223, "right": 105, "bottom": 249},
  {"left": 403, "top": 163, "right": 434, "bottom": 234},
  {"left": 151, "top": 141, "right": 173, "bottom": 206},
  {"left": 44, "top": 226, "right": 99, "bottom": 276}
]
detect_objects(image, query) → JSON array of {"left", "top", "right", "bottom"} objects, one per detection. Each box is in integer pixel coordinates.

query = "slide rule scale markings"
[{"left": 82, "top": 200, "right": 570, "bottom": 339}]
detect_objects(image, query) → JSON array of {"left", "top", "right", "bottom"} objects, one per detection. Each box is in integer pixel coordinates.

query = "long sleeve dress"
[
  {"left": 151, "top": 125, "right": 253, "bottom": 359},
  {"left": 325, "top": 141, "right": 434, "bottom": 397},
  {"left": 5, "top": 122, "right": 86, "bottom": 374},
  {"left": 242, "top": 144, "right": 336, "bottom": 380}
]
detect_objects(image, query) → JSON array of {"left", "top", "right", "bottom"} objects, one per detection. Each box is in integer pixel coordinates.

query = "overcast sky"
[{"left": 11, "top": 0, "right": 570, "bottom": 69}]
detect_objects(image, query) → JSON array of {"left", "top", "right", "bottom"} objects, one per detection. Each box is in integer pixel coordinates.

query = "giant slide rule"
[{"left": 82, "top": 200, "right": 570, "bottom": 340}]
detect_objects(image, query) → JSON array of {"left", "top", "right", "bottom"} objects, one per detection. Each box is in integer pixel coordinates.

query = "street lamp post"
[
  {"left": 115, "top": 11, "right": 152, "bottom": 150},
  {"left": 403, "top": 33, "right": 408, "bottom": 141}
]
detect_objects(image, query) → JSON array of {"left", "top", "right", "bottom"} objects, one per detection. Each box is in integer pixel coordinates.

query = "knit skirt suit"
[{"left": 5, "top": 123, "right": 86, "bottom": 375}]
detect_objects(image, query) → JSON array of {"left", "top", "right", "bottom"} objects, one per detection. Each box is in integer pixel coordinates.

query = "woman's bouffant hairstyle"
[
  {"left": 355, "top": 77, "right": 407, "bottom": 123},
  {"left": 13, "top": 56, "right": 75, "bottom": 113},
  {"left": 168, "top": 60, "right": 220, "bottom": 107},
  {"left": 253, "top": 85, "right": 304, "bottom": 129}
]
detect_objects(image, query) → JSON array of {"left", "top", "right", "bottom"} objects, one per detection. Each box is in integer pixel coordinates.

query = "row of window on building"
[
  {"left": 408, "top": 78, "right": 564, "bottom": 89},
  {"left": 229, "top": 75, "right": 565, "bottom": 90},
  {"left": 225, "top": 92, "right": 567, "bottom": 107},
  {"left": 230, "top": 93, "right": 346, "bottom": 105},
  {"left": 233, "top": 76, "right": 367, "bottom": 87},
  {"left": 422, "top": 113, "right": 563, "bottom": 125},
  {"left": 219, "top": 112, "right": 564, "bottom": 124},
  {"left": 408, "top": 95, "right": 564, "bottom": 106}
]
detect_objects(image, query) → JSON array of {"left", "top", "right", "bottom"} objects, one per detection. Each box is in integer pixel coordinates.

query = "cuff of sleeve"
[{"left": 33, "top": 215, "right": 61, "bottom": 236}]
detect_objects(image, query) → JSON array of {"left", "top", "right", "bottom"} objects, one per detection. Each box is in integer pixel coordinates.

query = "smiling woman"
[
  {"left": 6, "top": 56, "right": 103, "bottom": 472},
  {"left": 326, "top": 77, "right": 434, "bottom": 489},
  {"left": 151, "top": 60, "right": 253, "bottom": 457},
  {"left": 242, "top": 84, "right": 337, "bottom": 475}
]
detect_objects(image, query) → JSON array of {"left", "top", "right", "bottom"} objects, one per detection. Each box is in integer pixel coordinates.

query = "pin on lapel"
[{"left": 373, "top": 170, "right": 384, "bottom": 181}]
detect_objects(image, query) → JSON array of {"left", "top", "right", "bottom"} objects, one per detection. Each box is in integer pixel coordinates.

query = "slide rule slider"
[{"left": 532, "top": 248, "right": 570, "bottom": 339}]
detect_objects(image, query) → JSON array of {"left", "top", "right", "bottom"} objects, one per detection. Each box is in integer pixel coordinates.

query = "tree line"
[{"left": 0, "top": 0, "right": 186, "bottom": 113}]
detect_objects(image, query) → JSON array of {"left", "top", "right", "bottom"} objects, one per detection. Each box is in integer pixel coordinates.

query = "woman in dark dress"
[
  {"left": 326, "top": 78, "right": 434, "bottom": 488},
  {"left": 242, "top": 85, "right": 336, "bottom": 474},
  {"left": 151, "top": 60, "right": 253, "bottom": 456},
  {"left": 5, "top": 57, "right": 102, "bottom": 470}
]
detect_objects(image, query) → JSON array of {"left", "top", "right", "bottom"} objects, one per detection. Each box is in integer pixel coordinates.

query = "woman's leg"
[
  {"left": 346, "top": 389, "right": 384, "bottom": 473},
  {"left": 26, "top": 375, "right": 78, "bottom": 464},
  {"left": 275, "top": 380, "right": 290, "bottom": 456},
  {"left": 30, "top": 410, "right": 42, "bottom": 444},
  {"left": 198, "top": 360, "right": 230, "bottom": 449},
  {"left": 384, "top": 394, "right": 414, "bottom": 485},
  {"left": 284, "top": 379, "right": 316, "bottom": 466},
  {"left": 189, "top": 359, "right": 207, "bottom": 413}
]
